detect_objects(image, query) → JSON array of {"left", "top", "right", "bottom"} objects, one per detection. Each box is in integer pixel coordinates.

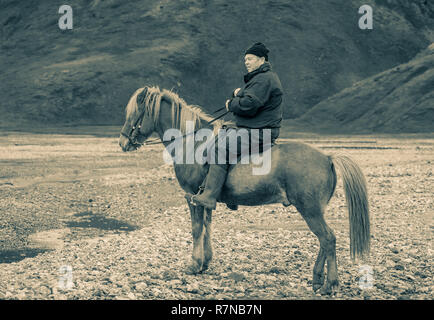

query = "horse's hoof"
[
  {"left": 185, "top": 261, "right": 203, "bottom": 275},
  {"left": 201, "top": 262, "right": 211, "bottom": 272},
  {"left": 312, "top": 283, "right": 323, "bottom": 292},
  {"left": 320, "top": 281, "right": 339, "bottom": 296},
  {"left": 312, "top": 273, "right": 325, "bottom": 292}
]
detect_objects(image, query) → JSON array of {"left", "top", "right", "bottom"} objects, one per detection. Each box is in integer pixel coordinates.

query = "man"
[{"left": 188, "top": 42, "right": 284, "bottom": 209}]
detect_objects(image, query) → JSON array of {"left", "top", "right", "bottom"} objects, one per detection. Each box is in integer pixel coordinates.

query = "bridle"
[
  {"left": 121, "top": 87, "right": 230, "bottom": 147},
  {"left": 120, "top": 88, "right": 150, "bottom": 148}
]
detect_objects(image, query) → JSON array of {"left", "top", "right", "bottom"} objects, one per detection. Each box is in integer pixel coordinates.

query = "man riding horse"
[
  {"left": 188, "top": 42, "right": 284, "bottom": 210},
  {"left": 119, "top": 44, "right": 370, "bottom": 293}
]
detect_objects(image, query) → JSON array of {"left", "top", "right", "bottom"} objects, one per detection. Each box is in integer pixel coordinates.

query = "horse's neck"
[
  {"left": 155, "top": 98, "right": 208, "bottom": 192},
  {"left": 154, "top": 99, "right": 174, "bottom": 147},
  {"left": 155, "top": 98, "right": 212, "bottom": 148}
]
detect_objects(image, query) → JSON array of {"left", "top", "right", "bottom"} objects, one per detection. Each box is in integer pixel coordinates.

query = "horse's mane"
[{"left": 125, "top": 86, "right": 229, "bottom": 134}]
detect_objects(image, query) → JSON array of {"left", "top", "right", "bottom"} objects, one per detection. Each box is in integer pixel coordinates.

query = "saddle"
[{"left": 198, "top": 140, "right": 278, "bottom": 211}]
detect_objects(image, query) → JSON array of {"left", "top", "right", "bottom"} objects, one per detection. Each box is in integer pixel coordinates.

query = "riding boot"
[{"left": 188, "top": 165, "right": 228, "bottom": 210}]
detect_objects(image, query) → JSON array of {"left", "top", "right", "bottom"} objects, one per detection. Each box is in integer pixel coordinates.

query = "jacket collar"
[{"left": 244, "top": 62, "right": 271, "bottom": 83}]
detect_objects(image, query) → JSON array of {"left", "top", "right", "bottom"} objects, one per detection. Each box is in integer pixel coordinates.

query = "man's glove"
[
  {"left": 233, "top": 88, "right": 241, "bottom": 97},
  {"left": 225, "top": 99, "right": 231, "bottom": 111}
]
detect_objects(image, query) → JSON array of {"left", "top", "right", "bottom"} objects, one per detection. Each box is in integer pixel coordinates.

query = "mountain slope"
[
  {"left": 0, "top": 0, "right": 432, "bottom": 131},
  {"left": 293, "top": 45, "right": 434, "bottom": 133}
]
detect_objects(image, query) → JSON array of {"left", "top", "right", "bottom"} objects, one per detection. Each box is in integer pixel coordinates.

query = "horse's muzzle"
[{"left": 119, "top": 135, "right": 137, "bottom": 152}]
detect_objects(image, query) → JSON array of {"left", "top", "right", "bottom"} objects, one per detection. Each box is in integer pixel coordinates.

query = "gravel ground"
[{"left": 0, "top": 132, "right": 432, "bottom": 300}]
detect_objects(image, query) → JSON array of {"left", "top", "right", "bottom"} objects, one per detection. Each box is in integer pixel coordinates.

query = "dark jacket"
[{"left": 228, "top": 62, "right": 283, "bottom": 129}]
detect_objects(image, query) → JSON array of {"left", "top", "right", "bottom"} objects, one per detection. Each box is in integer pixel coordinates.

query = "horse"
[{"left": 118, "top": 86, "right": 370, "bottom": 295}]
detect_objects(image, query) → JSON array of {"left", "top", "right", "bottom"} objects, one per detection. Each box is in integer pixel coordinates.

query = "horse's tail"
[{"left": 331, "top": 154, "right": 370, "bottom": 261}]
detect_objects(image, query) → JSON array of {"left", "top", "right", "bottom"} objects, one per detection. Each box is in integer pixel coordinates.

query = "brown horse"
[{"left": 118, "top": 86, "right": 370, "bottom": 295}]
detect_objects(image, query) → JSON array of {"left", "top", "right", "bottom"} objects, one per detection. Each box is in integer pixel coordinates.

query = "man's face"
[{"left": 244, "top": 54, "right": 265, "bottom": 73}]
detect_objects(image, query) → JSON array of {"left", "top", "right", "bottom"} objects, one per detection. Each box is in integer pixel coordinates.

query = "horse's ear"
[{"left": 137, "top": 87, "right": 148, "bottom": 105}]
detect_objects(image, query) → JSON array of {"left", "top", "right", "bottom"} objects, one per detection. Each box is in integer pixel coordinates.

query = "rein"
[
  {"left": 144, "top": 108, "right": 230, "bottom": 146},
  {"left": 122, "top": 87, "right": 230, "bottom": 147}
]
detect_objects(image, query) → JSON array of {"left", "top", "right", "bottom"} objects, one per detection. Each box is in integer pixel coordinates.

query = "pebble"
[
  {"left": 228, "top": 272, "right": 245, "bottom": 282},
  {"left": 406, "top": 275, "right": 415, "bottom": 281},
  {"left": 186, "top": 283, "right": 200, "bottom": 293},
  {"left": 135, "top": 282, "right": 148, "bottom": 291},
  {"left": 169, "top": 280, "right": 182, "bottom": 287},
  {"left": 38, "top": 285, "right": 51, "bottom": 296},
  {"left": 152, "top": 288, "right": 162, "bottom": 296},
  {"left": 385, "top": 260, "right": 395, "bottom": 268},
  {"left": 16, "top": 292, "right": 27, "bottom": 300},
  {"left": 391, "top": 256, "right": 400, "bottom": 263},
  {"left": 0, "top": 159, "right": 432, "bottom": 301}
]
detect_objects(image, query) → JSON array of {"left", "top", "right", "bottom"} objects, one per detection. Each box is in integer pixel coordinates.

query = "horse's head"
[{"left": 119, "top": 87, "right": 155, "bottom": 152}]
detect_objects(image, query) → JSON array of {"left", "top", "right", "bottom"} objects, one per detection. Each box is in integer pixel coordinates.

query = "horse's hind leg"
[
  {"left": 202, "top": 208, "right": 213, "bottom": 271},
  {"left": 312, "top": 247, "right": 327, "bottom": 292},
  {"left": 299, "top": 204, "right": 338, "bottom": 295}
]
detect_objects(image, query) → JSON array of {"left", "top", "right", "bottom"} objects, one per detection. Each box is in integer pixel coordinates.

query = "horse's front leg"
[
  {"left": 186, "top": 201, "right": 206, "bottom": 274},
  {"left": 202, "top": 208, "right": 213, "bottom": 271}
]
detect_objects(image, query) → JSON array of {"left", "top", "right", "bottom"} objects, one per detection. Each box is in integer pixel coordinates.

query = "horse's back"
[
  {"left": 226, "top": 141, "right": 330, "bottom": 179},
  {"left": 221, "top": 141, "right": 334, "bottom": 206}
]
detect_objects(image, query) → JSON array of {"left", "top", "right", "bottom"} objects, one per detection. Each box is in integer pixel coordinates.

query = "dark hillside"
[
  {"left": 0, "top": 0, "right": 432, "bottom": 132},
  {"left": 291, "top": 44, "right": 434, "bottom": 133}
]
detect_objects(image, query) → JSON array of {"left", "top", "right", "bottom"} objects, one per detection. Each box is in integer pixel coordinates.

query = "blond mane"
[{"left": 125, "top": 86, "right": 228, "bottom": 134}]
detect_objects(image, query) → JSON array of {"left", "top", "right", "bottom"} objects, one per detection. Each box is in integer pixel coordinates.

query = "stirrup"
[
  {"left": 185, "top": 193, "right": 200, "bottom": 207},
  {"left": 187, "top": 185, "right": 205, "bottom": 205}
]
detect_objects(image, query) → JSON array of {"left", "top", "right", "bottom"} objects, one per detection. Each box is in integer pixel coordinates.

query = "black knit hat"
[{"left": 245, "top": 42, "right": 269, "bottom": 61}]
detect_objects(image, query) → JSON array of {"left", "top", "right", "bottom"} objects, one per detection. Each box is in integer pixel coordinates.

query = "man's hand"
[
  {"left": 233, "top": 88, "right": 241, "bottom": 97},
  {"left": 225, "top": 99, "right": 231, "bottom": 111}
]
